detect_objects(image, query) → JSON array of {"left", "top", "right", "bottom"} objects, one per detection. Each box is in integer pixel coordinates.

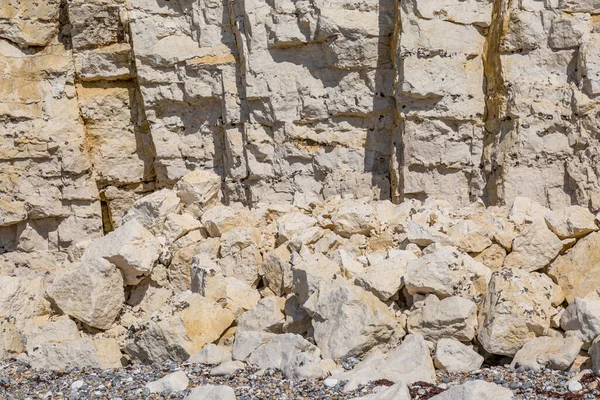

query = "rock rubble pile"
[{"left": 4, "top": 170, "right": 600, "bottom": 397}]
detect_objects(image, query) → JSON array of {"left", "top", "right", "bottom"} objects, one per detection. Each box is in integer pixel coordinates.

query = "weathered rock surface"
[
  {"left": 478, "top": 269, "right": 554, "bottom": 356},
  {"left": 549, "top": 232, "right": 600, "bottom": 303},
  {"left": 404, "top": 245, "right": 491, "bottom": 300},
  {"left": 26, "top": 319, "right": 101, "bottom": 371},
  {"left": 510, "top": 336, "right": 582, "bottom": 371},
  {"left": 45, "top": 258, "right": 124, "bottom": 330},
  {"left": 245, "top": 333, "right": 324, "bottom": 380},
  {"left": 125, "top": 293, "right": 234, "bottom": 363},
  {"left": 82, "top": 219, "right": 161, "bottom": 285},
  {"left": 429, "top": 380, "right": 513, "bottom": 400},
  {"left": 434, "top": 339, "right": 484, "bottom": 374},
  {"left": 561, "top": 298, "right": 600, "bottom": 343},
  {"left": 302, "top": 279, "right": 399, "bottom": 360},
  {"left": 332, "top": 334, "right": 435, "bottom": 391},
  {"left": 184, "top": 385, "right": 236, "bottom": 400},
  {"left": 146, "top": 370, "right": 189, "bottom": 394},
  {"left": 407, "top": 296, "right": 478, "bottom": 342}
]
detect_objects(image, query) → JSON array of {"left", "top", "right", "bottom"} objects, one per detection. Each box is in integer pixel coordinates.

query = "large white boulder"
[
  {"left": 332, "top": 334, "right": 435, "bottom": 391},
  {"left": 125, "top": 292, "right": 234, "bottom": 363},
  {"left": 478, "top": 268, "right": 554, "bottom": 356},
  {"left": 548, "top": 232, "right": 600, "bottom": 302},
  {"left": 404, "top": 244, "right": 491, "bottom": 300},
  {"left": 121, "top": 189, "right": 181, "bottom": 231},
  {"left": 27, "top": 319, "right": 101, "bottom": 371},
  {"left": 303, "top": 279, "right": 400, "bottom": 359},
  {"left": 174, "top": 170, "right": 221, "bottom": 207},
  {"left": 354, "top": 251, "right": 417, "bottom": 301},
  {"left": 46, "top": 258, "right": 124, "bottom": 330},
  {"left": 510, "top": 336, "right": 582, "bottom": 371},
  {"left": 503, "top": 222, "right": 563, "bottom": 272}
]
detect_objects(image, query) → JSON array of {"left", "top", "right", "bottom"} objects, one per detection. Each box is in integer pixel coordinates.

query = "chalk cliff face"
[{"left": 1, "top": 0, "right": 600, "bottom": 259}]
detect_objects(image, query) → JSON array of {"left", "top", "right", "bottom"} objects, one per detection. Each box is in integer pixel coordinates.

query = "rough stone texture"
[
  {"left": 429, "top": 380, "right": 513, "bottom": 400},
  {"left": 434, "top": 339, "right": 484, "bottom": 374},
  {"left": 26, "top": 319, "right": 101, "bottom": 371},
  {"left": 245, "top": 333, "right": 324, "bottom": 380},
  {"left": 561, "top": 298, "right": 600, "bottom": 344},
  {"left": 404, "top": 244, "right": 491, "bottom": 301},
  {"left": 549, "top": 232, "right": 600, "bottom": 303},
  {"left": 510, "top": 336, "right": 582, "bottom": 371},
  {"left": 146, "top": 370, "right": 189, "bottom": 394},
  {"left": 407, "top": 296, "right": 478, "bottom": 342},
  {"left": 45, "top": 258, "right": 124, "bottom": 330},
  {"left": 478, "top": 268, "right": 554, "bottom": 356},
  {"left": 184, "top": 385, "right": 236, "bottom": 400},
  {"left": 125, "top": 292, "right": 235, "bottom": 364},
  {"left": 82, "top": 219, "right": 161, "bottom": 286},
  {"left": 302, "top": 278, "right": 399, "bottom": 360},
  {"left": 0, "top": 319, "right": 23, "bottom": 361},
  {"left": 332, "top": 333, "right": 435, "bottom": 391}
]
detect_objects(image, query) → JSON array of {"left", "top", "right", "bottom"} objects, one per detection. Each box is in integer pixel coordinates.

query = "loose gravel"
[{"left": 1, "top": 359, "right": 600, "bottom": 399}]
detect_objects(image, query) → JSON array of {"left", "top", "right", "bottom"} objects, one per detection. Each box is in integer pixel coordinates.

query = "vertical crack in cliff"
[
  {"left": 481, "top": 0, "right": 511, "bottom": 206},
  {"left": 62, "top": 0, "right": 159, "bottom": 231},
  {"left": 227, "top": 0, "right": 253, "bottom": 206},
  {"left": 389, "top": 0, "right": 403, "bottom": 203}
]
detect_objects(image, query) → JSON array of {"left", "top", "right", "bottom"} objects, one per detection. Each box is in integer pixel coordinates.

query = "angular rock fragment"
[
  {"left": 354, "top": 251, "right": 416, "bottom": 301},
  {"left": 303, "top": 279, "right": 399, "bottom": 359},
  {"left": 510, "top": 336, "right": 582, "bottom": 371},
  {"left": 26, "top": 319, "right": 100, "bottom": 371},
  {"left": 184, "top": 385, "right": 236, "bottom": 400},
  {"left": 404, "top": 244, "right": 490, "bottom": 300},
  {"left": 46, "top": 258, "right": 124, "bottom": 330},
  {"left": 544, "top": 206, "right": 598, "bottom": 239},
  {"left": 332, "top": 334, "right": 435, "bottom": 391},
  {"left": 429, "top": 380, "right": 513, "bottom": 400},
  {"left": 174, "top": 170, "right": 221, "bottom": 207},
  {"left": 146, "top": 370, "right": 189, "bottom": 394},
  {"left": 478, "top": 268, "right": 554, "bottom": 356},
  {"left": 407, "top": 296, "right": 477, "bottom": 341},
  {"left": 237, "top": 297, "right": 285, "bottom": 333},
  {"left": 82, "top": 219, "right": 160, "bottom": 285},
  {"left": 125, "top": 293, "right": 234, "bottom": 363},
  {"left": 503, "top": 222, "right": 562, "bottom": 272},
  {"left": 188, "top": 344, "right": 232, "bottom": 365},
  {"left": 245, "top": 333, "right": 324, "bottom": 380},
  {"left": 122, "top": 189, "right": 181, "bottom": 231},
  {"left": 434, "top": 339, "right": 483, "bottom": 373},
  {"left": 549, "top": 232, "right": 600, "bottom": 302},
  {"left": 0, "top": 319, "right": 23, "bottom": 360},
  {"left": 561, "top": 298, "right": 600, "bottom": 344}
]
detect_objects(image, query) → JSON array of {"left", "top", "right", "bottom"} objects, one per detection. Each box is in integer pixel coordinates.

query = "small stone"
[
  {"left": 323, "top": 378, "right": 338, "bottom": 387},
  {"left": 568, "top": 381, "right": 583, "bottom": 392}
]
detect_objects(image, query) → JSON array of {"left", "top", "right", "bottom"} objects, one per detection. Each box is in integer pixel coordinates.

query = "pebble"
[
  {"left": 71, "top": 380, "right": 85, "bottom": 390},
  {"left": 1, "top": 359, "right": 598, "bottom": 399},
  {"left": 568, "top": 381, "right": 583, "bottom": 392},
  {"left": 323, "top": 378, "right": 338, "bottom": 388}
]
